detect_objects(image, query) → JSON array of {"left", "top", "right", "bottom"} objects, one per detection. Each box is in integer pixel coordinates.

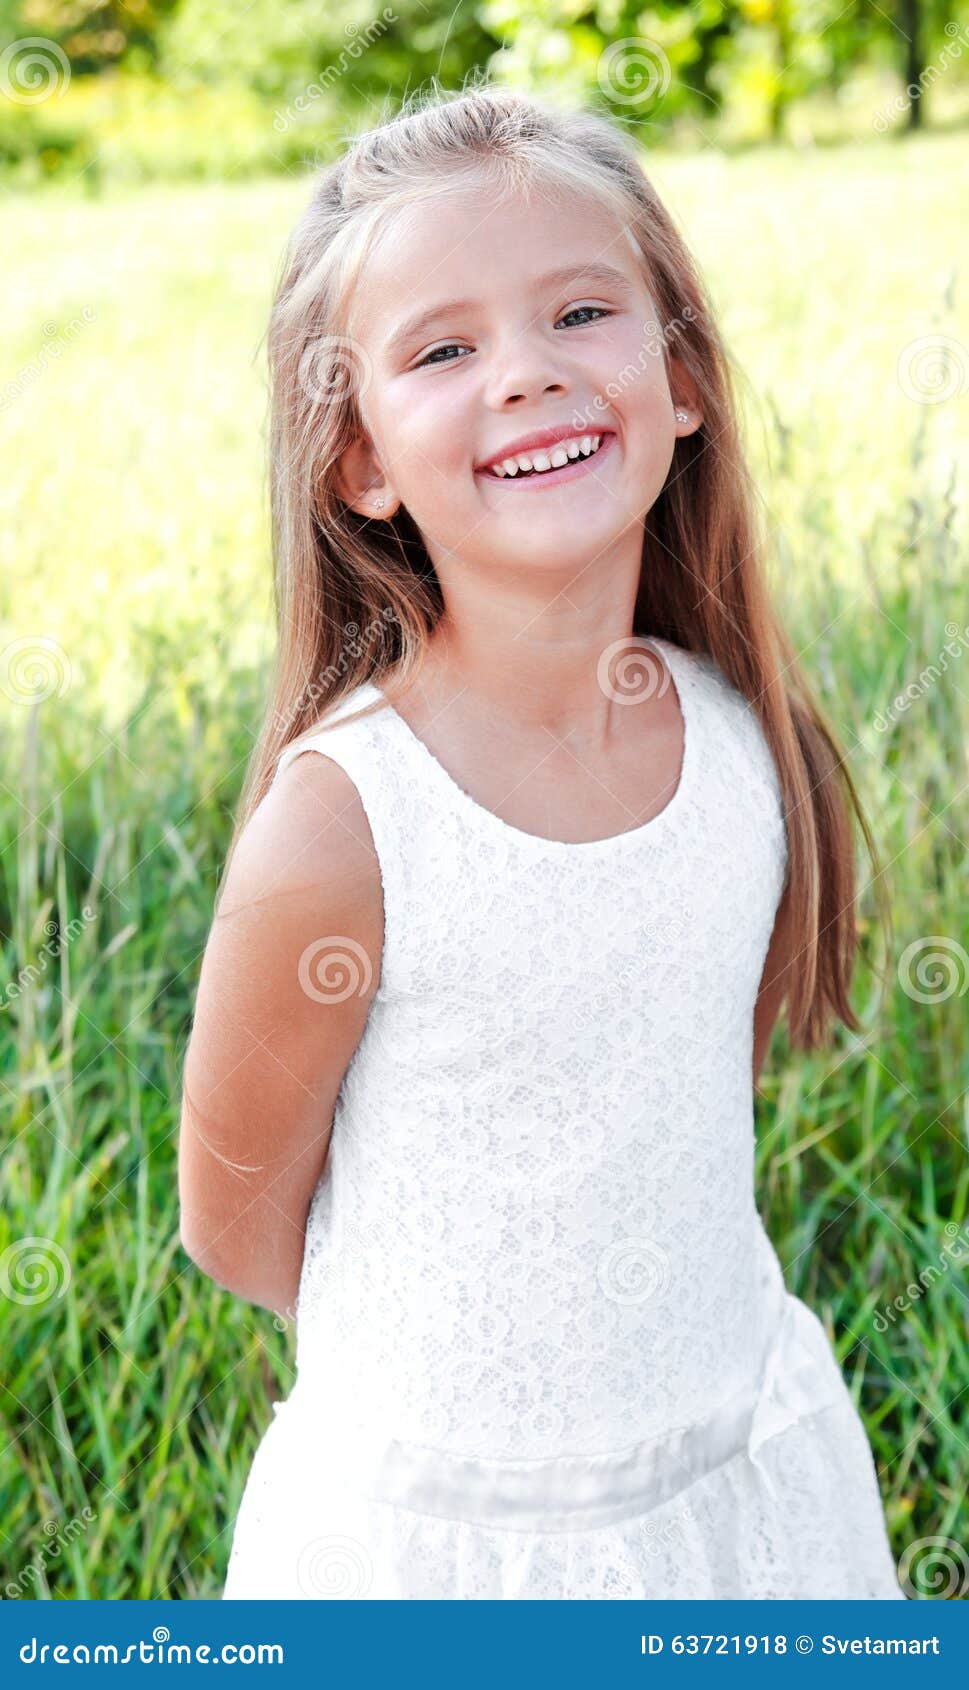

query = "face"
[{"left": 338, "top": 178, "right": 701, "bottom": 580}]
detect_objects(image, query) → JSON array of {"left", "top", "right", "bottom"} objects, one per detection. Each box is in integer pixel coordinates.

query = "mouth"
[{"left": 475, "top": 431, "right": 616, "bottom": 489}]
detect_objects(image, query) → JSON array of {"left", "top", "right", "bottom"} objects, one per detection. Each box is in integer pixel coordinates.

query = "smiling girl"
[{"left": 178, "top": 82, "right": 904, "bottom": 1600}]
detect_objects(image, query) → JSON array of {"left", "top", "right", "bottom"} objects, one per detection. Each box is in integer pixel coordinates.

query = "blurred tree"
[
  {"left": 901, "top": 0, "right": 924, "bottom": 128},
  {"left": 2, "top": 0, "right": 967, "bottom": 178},
  {"left": 0, "top": 0, "right": 180, "bottom": 73},
  {"left": 157, "top": 0, "right": 500, "bottom": 106},
  {"left": 864, "top": 0, "right": 961, "bottom": 133}
]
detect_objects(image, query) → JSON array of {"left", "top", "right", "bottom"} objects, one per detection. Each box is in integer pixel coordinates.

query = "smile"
[{"left": 477, "top": 432, "right": 616, "bottom": 488}]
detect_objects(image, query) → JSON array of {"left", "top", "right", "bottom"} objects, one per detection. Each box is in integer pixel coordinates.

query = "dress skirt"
[{"left": 222, "top": 1293, "right": 904, "bottom": 1601}]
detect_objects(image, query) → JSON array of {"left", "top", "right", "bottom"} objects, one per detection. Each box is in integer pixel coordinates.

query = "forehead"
[{"left": 347, "top": 180, "right": 643, "bottom": 346}]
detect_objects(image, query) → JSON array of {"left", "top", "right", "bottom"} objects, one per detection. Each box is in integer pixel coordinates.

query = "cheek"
[
  {"left": 618, "top": 346, "right": 671, "bottom": 412},
  {"left": 580, "top": 331, "right": 672, "bottom": 426},
  {"left": 390, "top": 384, "right": 474, "bottom": 483}
]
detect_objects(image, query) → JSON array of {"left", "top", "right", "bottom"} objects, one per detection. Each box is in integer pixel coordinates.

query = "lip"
[
  {"left": 475, "top": 423, "right": 614, "bottom": 473},
  {"left": 475, "top": 430, "right": 617, "bottom": 489}
]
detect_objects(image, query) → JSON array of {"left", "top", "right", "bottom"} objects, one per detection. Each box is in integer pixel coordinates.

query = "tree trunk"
[
  {"left": 901, "top": 0, "right": 923, "bottom": 131},
  {"left": 770, "top": 0, "right": 794, "bottom": 142}
]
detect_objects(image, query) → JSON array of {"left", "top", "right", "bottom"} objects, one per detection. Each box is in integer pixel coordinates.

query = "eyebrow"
[{"left": 383, "top": 262, "right": 637, "bottom": 356}]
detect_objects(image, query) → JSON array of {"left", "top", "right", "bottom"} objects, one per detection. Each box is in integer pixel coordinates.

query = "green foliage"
[
  {"left": 0, "top": 71, "right": 340, "bottom": 187},
  {"left": 1, "top": 0, "right": 968, "bottom": 186},
  {"left": 157, "top": 0, "right": 362, "bottom": 98},
  {"left": 0, "top": 0, "right": 180, "bottom": 72}
]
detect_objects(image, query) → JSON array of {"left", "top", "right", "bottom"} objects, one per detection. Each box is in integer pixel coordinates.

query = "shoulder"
[
  {"left": 266, "top": 743, "right": 379, "bottom": 878},
  {"left": 220, "top": 730, "right": 384, "bottom": 945},
  {"left": 671, "top": 640, "right": 775, "bottom": 744},
  {"left": 662, "top": 638, "right": 742, "bottom": 704},
  {"left": 667, "top": 638, "right": 787, "bottom": 818},
  {"left": 201, "top": 748, "right": 384, "bottom": 1043},
  {"left": 245, "top": 685, "right": 388, "bottom": 887},
  {"left": 658, "top": 637, "right": 755, "bottom": 749}
]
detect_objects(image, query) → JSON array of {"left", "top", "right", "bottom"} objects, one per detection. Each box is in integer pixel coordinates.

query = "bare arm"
[
  {"left": 177, "top": 751, "right": 383, "bottom": 1320},
  {"left": 752, "top": 885, "right": 795, "bottom": 1094}
]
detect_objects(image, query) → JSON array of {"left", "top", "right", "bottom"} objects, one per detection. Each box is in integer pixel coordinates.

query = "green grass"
[{"left": 0, "top": 129, "right": 967, "bottom": 1598}]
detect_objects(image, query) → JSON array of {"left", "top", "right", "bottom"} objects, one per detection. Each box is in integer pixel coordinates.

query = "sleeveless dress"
[{"left": 221, "top": 635, "right": 904, "bottom": 1601}]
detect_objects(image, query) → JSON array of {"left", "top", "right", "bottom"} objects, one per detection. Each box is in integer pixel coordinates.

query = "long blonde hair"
[{"left": 221, "top": 77, "right": 890, "bottom": 1053}]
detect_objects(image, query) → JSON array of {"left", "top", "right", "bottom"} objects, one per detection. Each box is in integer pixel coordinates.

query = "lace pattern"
[{"left": 276, "top": 640, "right": 789, "bottom": 1456}]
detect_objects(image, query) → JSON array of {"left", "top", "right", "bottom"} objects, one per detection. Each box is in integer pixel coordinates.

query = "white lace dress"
[{"left": 222, "top": 636, "right": 904, "bottom": 1601}]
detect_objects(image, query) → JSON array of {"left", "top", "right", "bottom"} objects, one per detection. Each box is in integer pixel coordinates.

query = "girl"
[{"left": 179, "top": 81, "right": 905, "bottom": 1600}]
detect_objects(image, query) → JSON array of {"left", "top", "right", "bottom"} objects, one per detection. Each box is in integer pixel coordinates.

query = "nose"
[
  {"left": 483, "top": 332, "right": 571, "bottom": 409},
  {"left": 501, "top": 379, "right": 566, "bottom": 406}
]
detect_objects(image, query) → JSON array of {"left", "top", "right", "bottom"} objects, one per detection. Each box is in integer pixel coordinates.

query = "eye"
[
  {"left": 414, "top": 307, "right": 612, "bottom": 370},
  {"left": 557, "top": 304, "right": 613, "bottom": 328},
  {"left": 414, "top": 343, "right": 470, "bottom": 370}
]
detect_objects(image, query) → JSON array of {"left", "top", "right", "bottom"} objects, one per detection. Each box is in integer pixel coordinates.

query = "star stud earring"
[
  {"left": 675, "top": 410, "right": 688, "bottom": 423},
  {"left": 371, "top": 496, "right": 386, "bottom": 509}
]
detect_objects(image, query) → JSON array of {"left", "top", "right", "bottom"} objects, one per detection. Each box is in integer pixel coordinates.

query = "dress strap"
[{"left": 269, "top": 683, "right": 411, "bottom": 985}]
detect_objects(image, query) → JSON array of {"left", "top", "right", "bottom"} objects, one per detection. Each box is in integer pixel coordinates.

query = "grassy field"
[{"left": 1, "top": 129, "right": 967, "bottom": 1599}]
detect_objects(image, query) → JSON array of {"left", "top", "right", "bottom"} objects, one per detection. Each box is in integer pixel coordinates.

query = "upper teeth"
[{"left": 486, "top": 434, "right": 604, "bottom": 477}]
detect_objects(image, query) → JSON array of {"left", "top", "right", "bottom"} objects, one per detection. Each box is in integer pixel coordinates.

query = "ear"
[
  {"left": 668, "top": 357, "right": 703, "bottom": 437},
  {"left": 332, "top": 435, "right": 400, "bottom": 519}
]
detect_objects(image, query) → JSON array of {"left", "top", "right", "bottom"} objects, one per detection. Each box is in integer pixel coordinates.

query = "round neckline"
[{"left": 363, "top": 636, "right": 697, "bottom": 856}]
